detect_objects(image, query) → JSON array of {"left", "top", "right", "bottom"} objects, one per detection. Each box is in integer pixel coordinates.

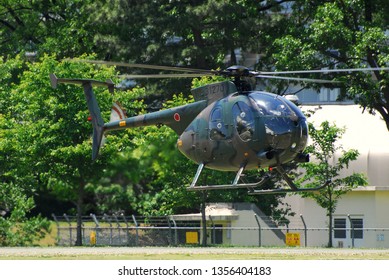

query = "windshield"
[
  {"left": 248, "top": 92, "right": 294, "bottom": 117},
  {"left": 249, "top": 92, "right": 304, "bottom": 149}
]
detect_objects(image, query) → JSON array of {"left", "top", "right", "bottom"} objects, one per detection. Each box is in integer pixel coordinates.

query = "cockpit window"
[
  {"left": 209, "top": 107, "right": 227, "bottom": 140},
  {"left": 249, "top": 92, "right": 293, "bottom": 117},
  {"left": 249, "top": 92, "right": 297, "bottom": 149},
  {"left": 233, "top": 102, "right": 255, "bottom": 141}
]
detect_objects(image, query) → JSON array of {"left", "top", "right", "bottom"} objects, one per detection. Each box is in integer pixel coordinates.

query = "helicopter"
[{"left": 49, "top": 62, "right": 388, "bottom": 194}]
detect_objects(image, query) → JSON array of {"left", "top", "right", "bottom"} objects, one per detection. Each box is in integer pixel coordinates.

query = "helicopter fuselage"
[
  {"left": 51, "top": 62, "right": 349, "bottom": 193},
  {"left": 177, "top": 91, "right": 308, "bottom": 171}
]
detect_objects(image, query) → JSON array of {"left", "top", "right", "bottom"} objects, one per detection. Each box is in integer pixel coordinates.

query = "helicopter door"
[
  {"left": 233, "top": 102, "right": 255, "bottom": 141},
  {"left": 209, "top": 107, "right": 227, "bottom": 140}
]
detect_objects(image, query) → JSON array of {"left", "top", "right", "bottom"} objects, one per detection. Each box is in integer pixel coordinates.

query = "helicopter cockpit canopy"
[
  {"left": 248, "top": 92, "right": 308, "bottom": 150},
  {"left": 248, "top": 92, "right": 304, "bottom": 119}
]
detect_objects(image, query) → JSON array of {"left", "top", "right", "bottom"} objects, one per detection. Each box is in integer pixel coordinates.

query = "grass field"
[
  {"left": 9, "top": 222, "right": 386, "bottom": 260},
  {"left": 2, "top": 246, "right": 389, "bottom": 260}
]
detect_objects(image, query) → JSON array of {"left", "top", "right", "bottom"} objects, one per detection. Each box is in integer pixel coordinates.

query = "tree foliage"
[
  {"left": 0, "top": 182, "right": 50, "bottom": 246},
  {"left": 298, "top": 121, "right": 367, "bottom": 247},
  {"left": 0, "top": 57, "right": 51, "bottom": 245},
  {"left": 1, "top": 54, "right": 136, "bottom": 245},
  {"left": 265, "top": 0, "right": 389, "bottom": 129},
  {"left": 86, "top": 0, "right": 284, "bottom": 67},
  {"left": 0, "top": 0, "right": 95, "bottom": 57}
]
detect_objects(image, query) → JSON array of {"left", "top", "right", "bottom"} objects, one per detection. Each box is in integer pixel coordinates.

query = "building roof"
[
  {"left": 171, "top": 203, "right": 239, "bottom": 221},
  {"left": 303, "top": 105, "right": 389, "bottom": 187}
]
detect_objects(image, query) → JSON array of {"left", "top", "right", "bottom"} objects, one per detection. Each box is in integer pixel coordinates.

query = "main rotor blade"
[
  {"left": 258, "top": 67, "right": 389, "bottom": 75},
  {"left": 256, "top": 75, "right": 343, "bottom": 84},
  {"left": 118, "top": 73, "right": 214, "bottom": 79},
  {"left": 66, "top": 59, "right": 213, "bottom": 74}
]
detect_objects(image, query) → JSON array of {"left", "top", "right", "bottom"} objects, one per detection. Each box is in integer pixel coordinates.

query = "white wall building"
[{"left": 283, "top": 104, "right": 389, "bottom": 248}]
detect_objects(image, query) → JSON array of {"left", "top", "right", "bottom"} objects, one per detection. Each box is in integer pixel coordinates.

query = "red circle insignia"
[{"left": 174, "top": 113, "right": 181, "bottom": 122}]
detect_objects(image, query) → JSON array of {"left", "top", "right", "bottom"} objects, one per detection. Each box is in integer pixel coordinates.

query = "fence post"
[
  {"left": 132, "top": 215, "right": 139, "bottom": 246},
  {"left": 170, "top": 216, "right": 178, "bottom": 246},
  {"left": 165, "top": 215, "right": 172, "bottom": 245},
  {"left": 82, "top": 217, "right": 86, "bottom": 245},
  {"left": 254, "top": 214, "right": 262, "bottom": 247},
  {"left": 113, "top": 214, "right": 122, "bottom": 245},
  {"left": 63, "top": 214, "right": 72, "bottom": 246},
  {"left": 104, "top": 214, "right": 113, "bottom": 245},
  {"left": 51, "top": 214, "right": 60, "bottom": 244},
  {"left": 121, "top": 214, "right": 130, "bottom": 246},
  {"left": 209, "top": 215, "right": 215, "bottom": 245},
  {"left": 348, "top": 214, "right": 354, "bottom": 248},
  {"left": 300, "top": 214, "right": 307, "bottom": 247},
  {"left": 90, "top": 214, "right": 100, "bottom": 245}
]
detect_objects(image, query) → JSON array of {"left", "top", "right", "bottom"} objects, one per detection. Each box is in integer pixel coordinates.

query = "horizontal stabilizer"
[{"left": 49, "top": 73, "right": 115, "bottom": 93}]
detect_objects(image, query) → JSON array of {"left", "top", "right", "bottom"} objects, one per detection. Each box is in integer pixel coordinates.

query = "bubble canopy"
[
  {"left": 247, "top": 91, "right": 308, "bottom": 151},
  {"left": 248, "top": 92, "right": 305, "bottom": 119}
]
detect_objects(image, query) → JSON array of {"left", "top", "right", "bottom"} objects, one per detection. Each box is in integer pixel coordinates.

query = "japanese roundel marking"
[{"left": 174, "top": 113, "right": 181, "bottom": 122}]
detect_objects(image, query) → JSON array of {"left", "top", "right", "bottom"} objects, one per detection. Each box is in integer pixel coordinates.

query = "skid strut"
[{"left": 187, "top": 163, "right": 330, "bottom": 195}]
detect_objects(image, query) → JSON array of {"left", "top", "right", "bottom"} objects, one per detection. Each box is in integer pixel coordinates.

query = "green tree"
[
  {"left": 90, "top": 87, "right": 151, "bottom": 215},
  {"left": 4, "top": 55, "right": 135, "bottom": 245},
  {"left": 265, "top": 0, "right": 389, "bottom": 129},
  {"left": 0, "top": 0, "right": 95, "bottom": 58},
  {"left": 298, "top": 121, "right": 367, "bottom": 247},
  {"left": 0, "top": 58, "right": 50, "bottom": 245},
  {"left": 93, "top": 92, "right": 203, "bottom": 216},
  {"left": 0, "top": 182, "right": 50, "bottom": 246},
  {"left": 87, "top": 0, "right": 284, "bottom": 68}
]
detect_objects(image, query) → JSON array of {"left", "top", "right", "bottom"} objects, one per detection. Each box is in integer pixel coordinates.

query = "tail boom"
[{"left": 50, "top": 73, "right": 206, "bottom": 159}]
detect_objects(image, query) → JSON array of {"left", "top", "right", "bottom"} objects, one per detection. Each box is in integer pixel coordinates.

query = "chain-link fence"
[
  {"left": 51, "top": 213, "right": 389, "bottom": 248},
  {"left": 52, "top": 214, "right": 202, "bottom": 246}
]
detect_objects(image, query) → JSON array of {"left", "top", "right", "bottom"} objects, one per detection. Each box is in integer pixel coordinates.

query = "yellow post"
[{"left": 90, "top": 231, "right": 96, "bottom": 245}]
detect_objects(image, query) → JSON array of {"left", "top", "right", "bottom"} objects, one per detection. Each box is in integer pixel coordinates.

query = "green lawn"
[
  {"left": 23, "top": 222, "right": 389, "bottom": 260},
  {"left": 2, "top": 247, "right": 389, "bottom": 260}
]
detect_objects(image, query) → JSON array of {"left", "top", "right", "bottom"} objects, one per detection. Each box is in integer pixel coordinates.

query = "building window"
[
  {"left": 319, "top": 88, "right": 341, "bottom": 102},
  {"left": 334, "top": 218, "right": 346, "bottom": 239},
  {"left": 211, "top": 224, "right": 223, "bottom": 244},
  {"left": 351, "top": 218, "right": 363, "bottom": 239}
]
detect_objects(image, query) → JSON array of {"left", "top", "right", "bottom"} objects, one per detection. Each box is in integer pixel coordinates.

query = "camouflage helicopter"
[{"left": 50, "top": 62, "right": 388, "bottom": 194}]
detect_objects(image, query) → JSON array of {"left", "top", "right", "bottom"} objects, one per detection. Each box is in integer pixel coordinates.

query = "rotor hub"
[{"left": 225, "top": 65, "right": 251, "bottom": 77}]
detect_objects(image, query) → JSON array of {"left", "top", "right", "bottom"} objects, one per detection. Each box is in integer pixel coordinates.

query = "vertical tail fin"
[
  {"left": 50, "top": 74, "right": 114, "bottom": 160},
  {"left": 82, "top": 82, "right": 105, "bottom": 160}
]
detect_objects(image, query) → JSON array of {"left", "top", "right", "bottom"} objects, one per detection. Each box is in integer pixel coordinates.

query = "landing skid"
[
  {"left": 187, "top": 163, "right": 330, "bottom": 195},
  {"left": 247, "top": 181, "right": 330, "bottom": 195}
]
